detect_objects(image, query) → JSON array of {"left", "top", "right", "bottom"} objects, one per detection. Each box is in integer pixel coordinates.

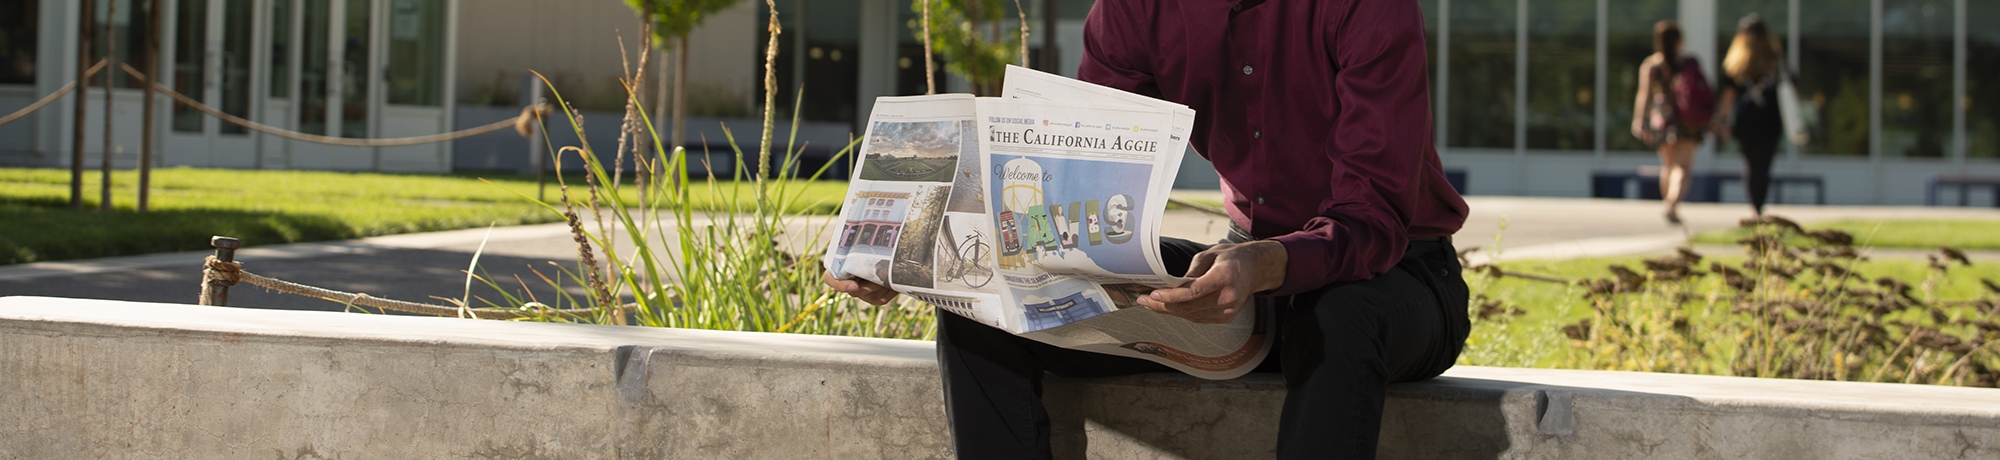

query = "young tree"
[
  {"left": 625, "top": 0, "right": 745, "bottom": 153},
  {"left": 913, "top": 0, "right": 1027, "bottom": 96}
]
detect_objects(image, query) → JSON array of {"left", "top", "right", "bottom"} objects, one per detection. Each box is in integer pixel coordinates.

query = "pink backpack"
[{"left": 1669, "top": 57, "right": 1715, "bottom": 129}]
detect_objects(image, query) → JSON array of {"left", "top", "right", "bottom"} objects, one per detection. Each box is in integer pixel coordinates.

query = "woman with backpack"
[
  {"left": 1631, "top": 20, "right": 1716, "bottom": 225},
  {"left": 1715, "top": 14, "right": 1788, "bottom": 217}
]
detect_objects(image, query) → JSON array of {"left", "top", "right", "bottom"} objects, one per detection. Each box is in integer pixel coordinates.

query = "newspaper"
[{"left": 824, "top": 66, "right": 1272, "bottom": 380}]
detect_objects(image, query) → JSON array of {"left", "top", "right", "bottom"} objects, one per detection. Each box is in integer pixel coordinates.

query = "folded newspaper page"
[{"left": 824, "top": 68, "right": 1272, "bottom": 380}]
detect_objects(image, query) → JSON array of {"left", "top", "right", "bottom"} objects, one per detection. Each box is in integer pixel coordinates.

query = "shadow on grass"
[{"left": 0, "top": 197, "right": 355, "bottom": 265}]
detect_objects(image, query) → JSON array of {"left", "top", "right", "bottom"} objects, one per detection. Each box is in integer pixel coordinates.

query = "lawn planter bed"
[{"left": 5, "top": 296, "right": 1998, "bottom": 459}]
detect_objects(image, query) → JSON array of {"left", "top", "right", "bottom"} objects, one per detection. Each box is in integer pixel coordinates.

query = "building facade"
[
  {"left": 3, "top": 0, "right": 462, "bottom": 171},
  {"left": 6, "top": 0, "right": 1996, "bottom": 205}
]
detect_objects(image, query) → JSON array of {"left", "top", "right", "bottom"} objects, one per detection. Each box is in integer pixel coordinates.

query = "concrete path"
[{"left": 1, "top": 194, "right": 1994, "bottom": 312}]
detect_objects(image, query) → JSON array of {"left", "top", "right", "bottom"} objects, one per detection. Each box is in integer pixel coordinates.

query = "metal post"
[
  {"left": 71, "top": 0, "right": 95, "bottom": 210},
  {"left": 530, "top": 83, "right": 547, "bottom": 202},
  {"left": 198, "top": 236, "right": 242, "bottom": 306},
  {"left": 100, "top": 0, "right": 117, "bottom": 212},
  {"left": 140, "top": 0, "right": 159, "bottom": 212}
]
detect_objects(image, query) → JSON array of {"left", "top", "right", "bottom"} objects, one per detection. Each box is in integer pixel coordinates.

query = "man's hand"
[
  {"left": 823, "top": 271, "right": 899, "bottom": 306},
  {"left": 1137, "top": 240, "right": 1288, "bottom": 324}
]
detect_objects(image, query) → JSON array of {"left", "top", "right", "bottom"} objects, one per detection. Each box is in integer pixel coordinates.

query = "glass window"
[
  {"left": 270, "top": 0, "right": 290, "bottom": 98},
  {"left": 894, "top": 0, "right": 973, "bottom": 96},
  {"left": 1526, "top": 0, "right": 1595, "bottom": 151},
  {"left": 759, "top": 0, "right": 863, "bottom": 124},
  {"left": 0, "top": 0, "right": 32, "bottom": 85},
  {"left": 1797, "top": 0, "right": 1870, "bottom": 157},
  {"left": 386, "top": 0, "right": 444, "bottom": 106},
  {"left": 1714, "top": 0, "right": 1788, "bottom": 156},
  {"left": 220, "top": 0, "right": 252, "bottom": 135},
  {"left": 299, "top": 0, "right": 329, "bottom": 135},
  {"left": 88, "top": 0, "right": 157, "bottom": 89},
  {"left": 173, "top": 0, "right": 209, "bottom": 132},
  {"left": 1447, "top": 0, "right": 1516, "bottom": 149},
  {"left": 1605, "top": 0, "right": 1677, "bottom": 153},
  {"left": 1974, "top": 2, "right": 2000, "bottom": 159},
  {"left": 340, "top": 0, "right": 371, "bottom": 138},
  {"left": 1879, "top": 0, "right": 1951, "bottom": 158}
]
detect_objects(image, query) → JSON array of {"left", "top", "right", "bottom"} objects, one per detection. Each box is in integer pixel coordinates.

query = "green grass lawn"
[
  {"left": 1461, "top": 252, "right": 2000, "bottom": 370},
  {"left": 1693, "top": 219, "right": 2000, "bottom": 250},
  {"left": 0, "top": 167, "right": 850, "bottom": 265}
]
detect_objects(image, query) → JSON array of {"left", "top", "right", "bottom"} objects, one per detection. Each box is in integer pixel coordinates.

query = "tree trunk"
[{"left": 672, "top": 35, "right": 688, "bottom": 160}]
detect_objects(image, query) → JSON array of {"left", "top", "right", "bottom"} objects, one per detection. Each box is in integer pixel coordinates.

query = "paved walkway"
[{"left": 1, "top": 194, "right": 1994, "bottom": 312}]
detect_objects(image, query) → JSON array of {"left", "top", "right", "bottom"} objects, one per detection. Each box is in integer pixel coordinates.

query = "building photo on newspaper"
[{"left": 824, "top": 66, "right": 1272, "bottom": 380}]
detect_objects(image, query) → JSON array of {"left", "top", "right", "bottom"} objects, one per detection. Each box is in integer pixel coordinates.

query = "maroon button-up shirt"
[{"left": 1079, "top": 0, "right": 1468, "bottom": 296}]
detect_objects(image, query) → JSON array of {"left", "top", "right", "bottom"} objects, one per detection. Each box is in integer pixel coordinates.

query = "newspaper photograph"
[{"left": 825, "top": 72, "right": 1272, "bottom": 380}]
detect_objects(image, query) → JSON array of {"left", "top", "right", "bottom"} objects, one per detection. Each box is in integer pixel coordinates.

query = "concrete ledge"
[{"left": 5, "top": 296, "right": 1999, "bottom": 459}]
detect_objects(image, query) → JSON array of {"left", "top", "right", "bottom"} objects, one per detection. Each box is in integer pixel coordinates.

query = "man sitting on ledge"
[{"left": 826, "top": 0, "right": 1471, "bottom": 457}]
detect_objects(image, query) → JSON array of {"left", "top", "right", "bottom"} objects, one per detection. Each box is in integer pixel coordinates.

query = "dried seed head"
[
  {"left": 1738, "top": 235, "right": 1785, "bottom": 254},
  {"left": 1911, "top": 329, "right": 1965, "bottom": 352},
  {"left": 1806, "top": 229, "right": 1855, "bottom": 247},
  {"left": 1608, "top": 265, "right": 1647, "bottom": 288},
  {"left": 1676, "top": 247, "right": 1704, "bottom": 264},
  {"left": 1562, "top": 319, "right": 1593, "bottom": 341},
  {"left": 1941, "top": 246, "right": 1972, "bottom": 266}
]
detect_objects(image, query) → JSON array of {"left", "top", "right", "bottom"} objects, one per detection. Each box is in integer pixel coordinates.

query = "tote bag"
[{"left": 1777, "top": 69, "right": 1810, "bottom": 145}]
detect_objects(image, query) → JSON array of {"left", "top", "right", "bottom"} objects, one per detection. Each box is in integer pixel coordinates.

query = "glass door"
[
  {"left": 166, "top": 0, "right": 257, "bottom": 167},
  {"left": 282, "top": 0, "right": 390, "bottom": 170},
  {"left": 376, "top": 0, "right": 449, "bottom": 172}
]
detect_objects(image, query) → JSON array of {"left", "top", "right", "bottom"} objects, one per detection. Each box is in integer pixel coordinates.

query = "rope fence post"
[
  {"left": 71, "top": 0, "right": 94, "bottom": 210},
  {"left": 198, "top": 236, "right": 242, "bottom": 306}
]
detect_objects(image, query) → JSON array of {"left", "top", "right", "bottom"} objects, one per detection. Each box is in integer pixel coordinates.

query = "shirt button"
[
  {"left": 1256, "top": 196, "right": 1266, "bottom": 204},
  {"left": 1242, "top": 65, "right": 1254, "bottom": 75},
  {"left": 1231, "top": 3, "right": 1242, "bottom": 12},
  {"left": 1252, "top": 130, "right": 1261, "bottom": 139}
]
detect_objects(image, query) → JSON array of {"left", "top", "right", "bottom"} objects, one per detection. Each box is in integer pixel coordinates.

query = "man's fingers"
[
  {"left": 822, "top": 271, "right": 898, "bottom": 306},
  {"left": 1183, "top": 251, "right": 1219, "bottom": 278}
]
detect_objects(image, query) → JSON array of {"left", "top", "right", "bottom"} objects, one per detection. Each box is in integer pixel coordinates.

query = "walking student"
[
  {"left": 1630, "top": 20, "right": 1716, "bottom": 225},
  {"left": 1716, "top": 14, "right": 1788, "bottom": 217},
  {"left": 828, "top": 0, "right": 1470, "bottom": 457}
]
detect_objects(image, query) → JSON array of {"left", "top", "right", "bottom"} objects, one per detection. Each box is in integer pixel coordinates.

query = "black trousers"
[
  {"left": 1740, "top": 133, "right": 1782, "bottom": 215},
  {"left": 935, "top": 234, "right": 1470, "bottom": 459}
]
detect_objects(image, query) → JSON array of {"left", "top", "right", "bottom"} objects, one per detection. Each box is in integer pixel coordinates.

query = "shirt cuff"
[{"left": 1267, "top": 232, "right": 1329, "bottom": 297}]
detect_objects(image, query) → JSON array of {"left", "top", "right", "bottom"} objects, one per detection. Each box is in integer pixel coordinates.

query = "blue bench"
[
  {"left": 1591, "top": 168, "right": 1824, "bottom": 205},
  {"left": 1926, "top": 175, "right": 2000, "bottom": 207},
  {"left": 1445, "top": 168, "right": 1467, "bottom": 194}
]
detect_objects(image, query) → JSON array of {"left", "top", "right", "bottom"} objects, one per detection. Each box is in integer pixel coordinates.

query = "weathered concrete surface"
[
  {"left": 6, "top": 296, "right": 2000, "bottom": 459},
  {"left": 0, "top": 296, "right": 947, "bottom": 459}
]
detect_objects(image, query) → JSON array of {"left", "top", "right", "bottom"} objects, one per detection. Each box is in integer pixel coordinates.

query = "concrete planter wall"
[{"left": 4, "top": 296, "right": 1998, "bottom": 459}]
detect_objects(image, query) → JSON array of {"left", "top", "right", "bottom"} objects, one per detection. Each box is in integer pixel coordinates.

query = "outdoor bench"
[
  {"left": 1592, "top": 167, "right": 1825, "bottom": 205},
  {"left": 1927, "top": 174, "right": 2000, "bottom": 207}
]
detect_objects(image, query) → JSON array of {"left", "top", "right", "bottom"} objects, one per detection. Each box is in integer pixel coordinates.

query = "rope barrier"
[
  {"left": 0, "top": 60, "right": 108, "bottom": 127},
  {"left": 115, "top": 63, "right": 545, "bottom": 147},
  {"left": 203, "top": 255, "right": 603, "bottom": 320}
]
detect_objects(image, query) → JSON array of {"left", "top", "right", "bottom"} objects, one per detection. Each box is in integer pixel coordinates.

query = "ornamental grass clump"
[
  {"left": 1558, "top": 216, "right": 2000, "bottom": 387},
  {"left": 477, "top": 3, "right": 935, "bottom": 339}
]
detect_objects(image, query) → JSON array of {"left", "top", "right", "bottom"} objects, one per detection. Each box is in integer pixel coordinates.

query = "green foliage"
[
  {"left": 625, "top": 0, "right": 746, "bottom": 48},
  {"left": 0, "top": 168, "right": 559, "bottom": 264},
  {"left": 506, "top": 71, "right": 935, "bottom": 340},
  {"left": 912, "top": 0, "right": 1025, "bottom": 94},
  {"left": 0, "top": 168, "right": 846, "bottom": 265},
  {"left": 1464, "top": 216, "right": 2000, "bottom": 388}
]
